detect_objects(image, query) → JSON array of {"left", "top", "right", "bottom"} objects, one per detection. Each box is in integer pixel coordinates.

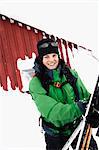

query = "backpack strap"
[{"left": 63, "top": 67, "right": 80, "bottom": 102}]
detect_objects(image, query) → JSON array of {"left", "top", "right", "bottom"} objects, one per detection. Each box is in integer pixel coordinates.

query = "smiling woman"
[{"left": 28, "top": 38, "right": 99, "bottom": 150}]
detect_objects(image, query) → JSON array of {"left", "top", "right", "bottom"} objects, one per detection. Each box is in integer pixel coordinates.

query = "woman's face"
[{"left": 42, "top": 53, "right": 59, "bottom": 70}]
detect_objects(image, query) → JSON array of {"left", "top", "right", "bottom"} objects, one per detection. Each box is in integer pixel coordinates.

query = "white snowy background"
[{"left": 0, "top": 1, "right": 99, "bottom": 150}]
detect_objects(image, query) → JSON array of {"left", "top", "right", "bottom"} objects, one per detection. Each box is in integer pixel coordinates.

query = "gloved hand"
[
  {"left": 77, "top": 100, "right": 88, "bottom": 115},
  {"left": 96, "top": 128, "right": 99, "bottom": 136},
  {"left": 92, "top": 86, "right": 99, "bottom": 111},
  {"left": 86, "top": 109, "right": 99, "bottom": 128}
]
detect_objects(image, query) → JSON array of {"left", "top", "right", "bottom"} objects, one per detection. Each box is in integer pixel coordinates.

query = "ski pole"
[
  {"left": 75, "top": 75, "right": 99, "bottom": 150},
  {"left": 62, "top": 76, "right": 99, "bottom": 150},
  {"left": 62, "top": 119, "right": 84, "bottom": 150},
  {"left": 81, "top": 124, "right": 91, "bottom": 150},
  {"left": 85, "top": 126, "right": 92, "bottom": 150}
]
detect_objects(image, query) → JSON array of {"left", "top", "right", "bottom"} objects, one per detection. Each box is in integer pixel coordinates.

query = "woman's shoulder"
[
  {"left": 60, "top": 59, "right": 78, "bottom": 77},
  {"left": 29, "top": 75, "right": 41, "bottom": 85},
  {"left": 69, "top": 67, "right": 78, "bottom": 77},
  {"left": 29, "top": 75, "right": 47, "bottom": 93}
]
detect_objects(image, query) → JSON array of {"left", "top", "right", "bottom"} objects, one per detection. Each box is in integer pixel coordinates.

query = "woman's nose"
[
  {"left": 49, "top": 59, "right": 54, "bottom": 62},
  {"left": 49, "top": 56, "right": 54, "bottom": 61}
]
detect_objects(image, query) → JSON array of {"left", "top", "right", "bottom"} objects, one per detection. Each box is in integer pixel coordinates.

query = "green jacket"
[{"left": 29, "top": 68, "right": 90, "bottom": 135}]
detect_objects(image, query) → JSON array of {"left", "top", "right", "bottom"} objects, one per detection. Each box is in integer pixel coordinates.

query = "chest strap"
[
  {"left": 50, "top": 81, "right": 68, "bottom": 88},
  {"left": 50, "top": 79, "right": 80, "bottom": 102}
]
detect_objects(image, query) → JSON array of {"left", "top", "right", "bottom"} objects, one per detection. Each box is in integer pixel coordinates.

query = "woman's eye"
[
  {"left": 44, "top": 56, "right": 49, "bottom": 59},
  {"left": 53, "top": 54, "right": 57, "bottom": 57}
]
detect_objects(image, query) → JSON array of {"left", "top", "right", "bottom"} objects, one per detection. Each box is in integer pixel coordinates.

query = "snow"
[{"left": 0, "top": 88, "right": 46, "bottom": 150}]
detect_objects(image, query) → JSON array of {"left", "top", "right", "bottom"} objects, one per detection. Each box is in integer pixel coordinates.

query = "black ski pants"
[{"left": 44, "top": 132, "right": 98, "bottom": 150}]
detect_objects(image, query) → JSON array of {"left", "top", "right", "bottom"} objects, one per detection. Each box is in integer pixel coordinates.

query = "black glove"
[
  {"left": 86, "top": 109, "right": 99, "bottom": 128},
  {"left": 77, "top": 100, "right": 88, "bottom": 115}
]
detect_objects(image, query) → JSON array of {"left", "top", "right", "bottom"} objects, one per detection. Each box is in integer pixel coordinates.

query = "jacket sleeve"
[{"left": 29, "top": 77, "right": 82, "bottom": 127}]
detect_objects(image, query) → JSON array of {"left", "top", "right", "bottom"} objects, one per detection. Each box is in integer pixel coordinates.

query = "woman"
[{"left": 29, "top": 38, "right": 97, "bottom": 150}]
